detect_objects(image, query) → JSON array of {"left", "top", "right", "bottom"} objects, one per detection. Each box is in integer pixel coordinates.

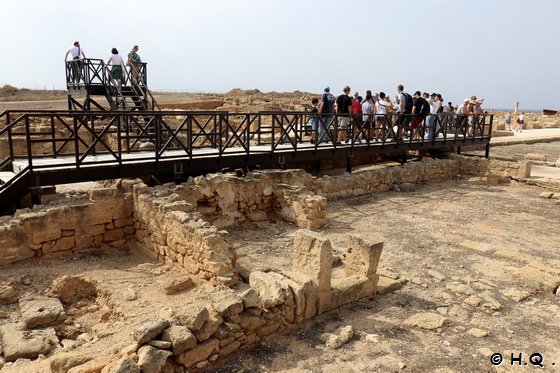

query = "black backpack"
[
  {"left": 418, "top": 98, "right": 431, "bottom": 116},
  {"left": 401, "top": 92, "right": 413, "bottom": 113}
]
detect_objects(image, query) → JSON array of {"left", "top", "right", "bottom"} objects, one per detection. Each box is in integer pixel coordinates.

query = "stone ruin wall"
[
  {"left": 0, "top": 155, "right": 534, "bottom": 370},
  {"left": 1, "top": 155, "right": 529, "bottom": 271}
]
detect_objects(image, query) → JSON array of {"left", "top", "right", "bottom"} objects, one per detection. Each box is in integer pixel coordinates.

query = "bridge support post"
[
  {"left": 346, "top": 152, "right": 353, "bottom": 173},
  {"left": 485, "top": 143, "right": 490, "bottom": 158},
  {"left": 457, "top": 146, "right": 461, "bottom": 155}
]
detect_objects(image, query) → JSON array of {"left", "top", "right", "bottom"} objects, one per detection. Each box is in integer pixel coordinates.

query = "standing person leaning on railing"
[
  {"left": 127, "top": 45, "right": 141, "bottom": 85},
  {"left": 456, "top": 99, "right": 470, "bottom": 135},
  {"left": 64, "top": 41, "right": 86, "bottom": 84}
]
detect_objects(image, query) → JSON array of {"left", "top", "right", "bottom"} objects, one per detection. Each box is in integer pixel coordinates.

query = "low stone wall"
[
  {"left": 132, "top": 182, "right": 236, "bottom": 284},
  {"left": 0, "top": 188, "right": 134, "bottom": 267},
  {"left": 0, "top": 155, "right": 494, "bottom": 269},
  {"left": 108, "top": 229, "right": 383, "bottom": 371}
]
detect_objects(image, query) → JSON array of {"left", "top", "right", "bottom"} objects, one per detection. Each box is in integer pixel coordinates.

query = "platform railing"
[{"left": 0, "top": 110, "right": 492, "bottom": 175}]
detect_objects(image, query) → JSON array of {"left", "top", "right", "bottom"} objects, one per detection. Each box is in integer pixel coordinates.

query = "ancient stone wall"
[
  {"left": 114, "top": 230, "right": 383, "bottom": 371},
  {"left": 0, "top": 155, "right": 492, "bottom": 269},
  {"left": 132, "top": 182, "right": 237, "bottom": 283},
  {"left": 0, "top": 188, "right": 134, "bottom": 267}
]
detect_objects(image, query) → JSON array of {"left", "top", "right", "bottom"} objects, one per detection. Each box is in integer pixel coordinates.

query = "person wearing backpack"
[
  {"left": 411, "top": 91, "right": 430, "bottom": 140},
  {"left": 318, "top": 86, "right": 335, "bottom": 143},
  {"left": 396, "top": 84, "right": 412, "bottom": 141}
]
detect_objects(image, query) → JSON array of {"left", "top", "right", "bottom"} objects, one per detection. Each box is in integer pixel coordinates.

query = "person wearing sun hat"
[{"left": 318, "top": 86, "right": 335, "bottom": 143}]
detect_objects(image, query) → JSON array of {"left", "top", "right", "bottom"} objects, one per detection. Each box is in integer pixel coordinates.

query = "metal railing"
[{"left": 0, "top": 110, "right": 492, "bottom": 173}]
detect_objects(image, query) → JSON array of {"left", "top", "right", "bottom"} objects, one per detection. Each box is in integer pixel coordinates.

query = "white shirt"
[
  {"left": 430, "top": 100, "right": 439, "bottom": 115},
  {"left": 376, "top": 99, "right": 390, "bottom": 115},
  {"left": 68, "top": 46, "right": 83, "bottom": 59},
  {"left": 362, "top": 100, "right": 373, "bottom": 122},
  {"left": 108, "top": 54, "right": 124, "bottom": 65}
]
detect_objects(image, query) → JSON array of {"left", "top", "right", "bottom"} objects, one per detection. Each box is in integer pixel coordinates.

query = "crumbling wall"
[
  {"left": 132, "top": 183, "right": 236, "bottom": 283},
  {"left": 109, "top": 230, "right": 383, "bottom": 371},
  {"left": 0, "top": 188, "right": 134, "bottom": 267}
]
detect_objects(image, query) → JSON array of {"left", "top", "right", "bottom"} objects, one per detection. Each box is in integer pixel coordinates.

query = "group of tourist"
[
  {"left": 64, "top": 41, "right": 142, "bottom": 92},
  {"left": 504, "top": 112, "right": 526, "bottom": 133},
  {"left": 309, "top": 84, "right": 486, "bottom": 144}
]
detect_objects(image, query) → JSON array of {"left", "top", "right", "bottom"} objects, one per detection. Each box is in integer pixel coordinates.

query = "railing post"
[
  {"left": 24, "top": 115, "right": 33, "bottom": 174},
  {"left": 117, "top": 114, "right": 122, "bottom": 167},
  {"left": 73, "top": 115, "right": 80, "bottom": 170},
  {"left": 7, "top": 112, "right": 14, "bottom": 163},
  {"left": 155, "top": 115, "right": 160, "bottom": 163},
  {"left": 50, "top": 116, "right": 56, "bottom": 158}
]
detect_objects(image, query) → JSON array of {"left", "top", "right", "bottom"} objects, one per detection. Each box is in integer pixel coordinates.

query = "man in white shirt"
[{"left": 64, "top": 41, "right": 86, "bottom": 84}]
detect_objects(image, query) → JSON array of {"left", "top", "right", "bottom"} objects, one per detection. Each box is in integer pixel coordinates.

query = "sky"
[{"left": 1, "top": 0, "right": 559, "bottom": 110}]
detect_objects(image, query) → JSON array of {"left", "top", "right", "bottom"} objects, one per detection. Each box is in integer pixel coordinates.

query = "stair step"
[{"left": 0, "top": 171, "right": 16, "bottom": 185}]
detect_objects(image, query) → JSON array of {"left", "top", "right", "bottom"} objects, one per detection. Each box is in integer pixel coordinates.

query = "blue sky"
[{"left": 2, "top": 0, "right": 559, "bottom": 110}]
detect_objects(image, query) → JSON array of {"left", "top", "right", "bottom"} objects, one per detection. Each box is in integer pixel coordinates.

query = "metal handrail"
[{"left": 0, "top": 110, "right": 493, "bottom": 172}]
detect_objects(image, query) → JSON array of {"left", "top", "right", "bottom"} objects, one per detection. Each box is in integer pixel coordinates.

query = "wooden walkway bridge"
[{"left": 0, "top": 58, "right": 493, "bottom": 213}]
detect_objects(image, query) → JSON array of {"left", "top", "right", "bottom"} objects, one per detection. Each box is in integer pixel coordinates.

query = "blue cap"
[{"left": 324, "top": 86, "right": 330, "bottom": 92}]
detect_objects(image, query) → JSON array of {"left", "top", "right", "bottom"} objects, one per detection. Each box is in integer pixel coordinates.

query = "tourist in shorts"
[
  {"left": 504, "top": 112, "right": 512, "bottom": 131},
  {"left": 335, "top": 86, "right": 353, "bottom": 143},
  {"left": 318, "top": 86, "right": 335, "bottom": 143},
  {"left": 361, "top": 93, "right": 375, "bottom": 142},
  {"left": 309, "top": 97, "right": 320, "bottom": 144},
  {"left": 374, "top": 92, "right": 391, "bottom": 142},
  {"left": 517, "top": 112, "right": 525, "bottom": 133}
]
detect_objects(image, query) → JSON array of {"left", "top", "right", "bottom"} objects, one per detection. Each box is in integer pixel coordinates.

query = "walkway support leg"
[{"left": 485, "top": 143, "right": 490, "bottom": 158}]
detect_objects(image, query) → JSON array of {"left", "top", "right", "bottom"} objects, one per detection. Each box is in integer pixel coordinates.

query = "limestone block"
[
  {"left": 133, "top": 318, "right": 170, "bottom": 344},
  {"left": 346, "top": 235, "right": 383, "bottom": 278},
  {"left": 87, "top": 188, "right": 118, "bottom": 200},
  {"left": 176, "top": 338, "right": 219, "bottom": 368},
  {"left": 376, "top": 276, "right": 403, "bottom": 295},
  {"left": 137, "top": 345, "right": 172, "bottom": 373},
  {"left": 0, "top": 322, "right": 59, "bottom": 361},
  {"left": 161, "top": 276, "right": 194, "bottom": 295},
  {"left": 219, "top": 340, "right": 241, "bottom": 357},
  {"left": 516, "top": 160, "right": 531, "bottom": 178},
  {"left": 174, "top": 304, "right": 209, "bottom": 331},
  {"left": 103, "top": 229, "right": 124, "bottom": 243},
  {"left": 50, "top": 352, "right": 93, "bottom": 373},
  {"left": 67, "top": 359, "right": 111, "bottom": 373},
  {"left": 526, "top": 153, "right": 546, "bottom": 161},
  {"left": 0, "top": 245, "right": 35, "bottom": 267},
  {"left": 0, "top": 284, "right": 20, "bottom": 304},
  {"left": 147, "top": 340, "right": 172, "bottom": 350},
  {"left": 512, "top": 265, "right": 560, "bottom": 292},
  {"left": 75, "top": 236, "right": 94, "bottom": 251},
  {"left": 194, "top": 310, "right": 222, "bottom": 342},
  {"left": 113, "top": 218, "right": 134, "bottom": 228},
  {"left": 210, "top": 288, "right": 244, "bottom": 318},
  {"left": 320, "top": 325, "right": 354, "bottom": 349},
  {"left": 19, "top": 295, "right": 65, "bottom": 328},
  {"left": 401, "top": 312, "right": 447, "bottom": 330},
  {"left": 84, "top": 211, "right": 114, "bottom": 226},
  {"left": 103, "top": 357, "right": 140, "bottom": 373},
  {"left": 162, "top": 325, "right": 197, "bottom": 355},
  {"left": 44, "top": 236, "right": 75, "bottom": 254},
  {"left": 246, "top": 210, "right": 268, "bottom": 222},
  {"left": 239, "top": 288, "right": 261, "bottom": 309},
  {"left": 248, "top": 271, "right": 293, "bottom": 309},
  {"left": 238, "top": 313, "right": 266, "bottom": 331},
  {"left": 32, "top": 228, "right": 61, "bottom": 245},
  {"left": 292, "top": 230, "right": 332, "bottom": 293},
  {"left": 325, "top": 276, "right": 378, "bottom": 313}
]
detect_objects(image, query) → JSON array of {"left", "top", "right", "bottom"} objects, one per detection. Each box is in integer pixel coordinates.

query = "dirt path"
[{"left": 216, "top": 179, "right": 560, "bottom": 372}]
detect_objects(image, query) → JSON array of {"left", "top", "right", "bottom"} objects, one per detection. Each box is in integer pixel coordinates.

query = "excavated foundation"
[{"left": 0, "top": 155, "right": 530, "bottom": 371}]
